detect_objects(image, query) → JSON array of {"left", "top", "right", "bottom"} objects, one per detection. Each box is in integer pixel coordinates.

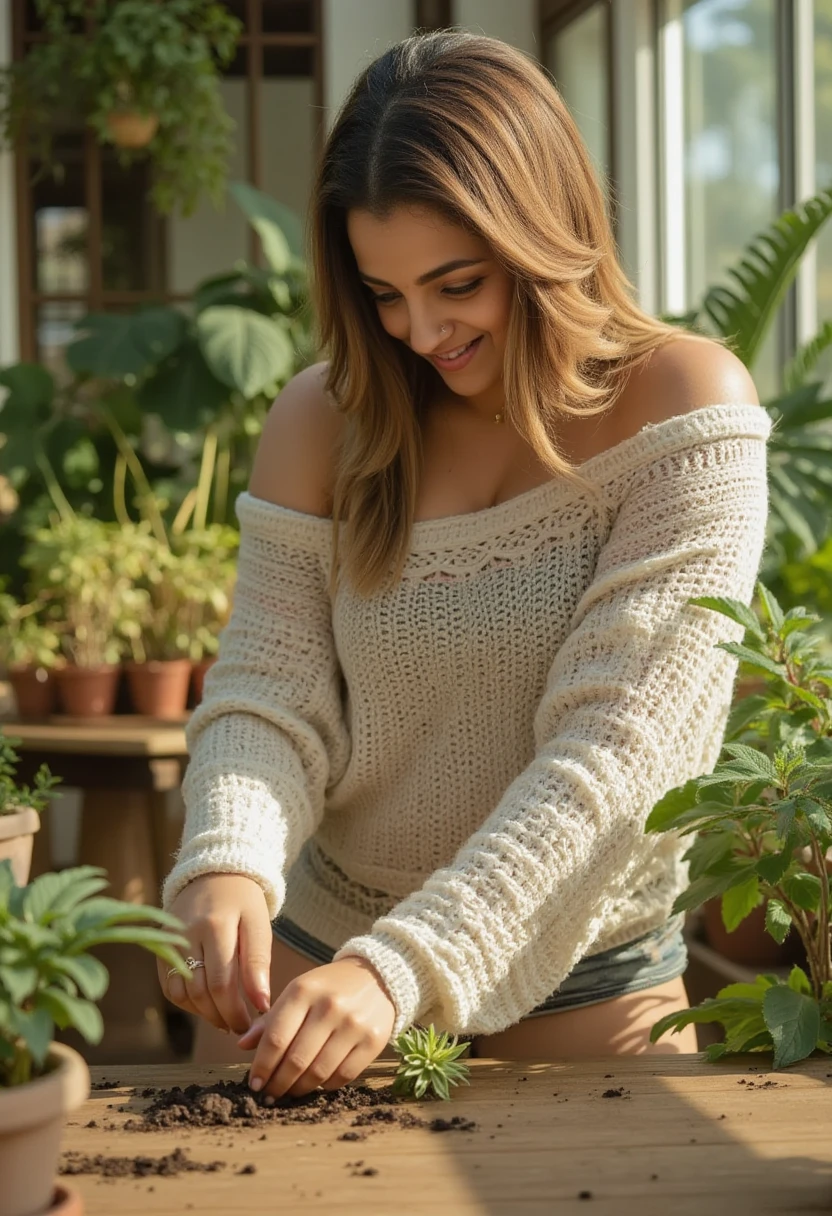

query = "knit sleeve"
[
  {"left": 161, "top": 493, "right": 350, "bottom": 916},
  {"left": 333, "top": 420, "right": 770, "bottom": 1037}
]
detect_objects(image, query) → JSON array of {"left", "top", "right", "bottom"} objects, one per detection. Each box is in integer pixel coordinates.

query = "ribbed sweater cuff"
[{"left": 333, "top": 933, "right": 434, "bottom": 1039}]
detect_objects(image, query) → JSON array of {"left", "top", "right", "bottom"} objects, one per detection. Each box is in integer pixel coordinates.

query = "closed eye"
[{"left": 369, "top": 278, "right": 485, "bottom": 306}]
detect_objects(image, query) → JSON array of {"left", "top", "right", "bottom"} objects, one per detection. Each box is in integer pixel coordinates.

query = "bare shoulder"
[
  {"left": 248, "top": 361, "right": 344, "bottom": 517},
  {"left": 619, "top": 334, "right": 760, "bottom": 432}
]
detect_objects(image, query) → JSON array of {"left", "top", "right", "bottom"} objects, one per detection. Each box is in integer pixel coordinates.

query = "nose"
[{"left": 406, "top": 304, "right": 445, "bottom": 355}]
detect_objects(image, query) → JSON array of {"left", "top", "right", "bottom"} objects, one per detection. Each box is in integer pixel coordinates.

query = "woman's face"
[{"left": 347, "top": 205, "right": 513, "bottom": 405}]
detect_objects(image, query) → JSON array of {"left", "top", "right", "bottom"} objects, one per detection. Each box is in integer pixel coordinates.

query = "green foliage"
[
  {"left": 0, "top": 0, "right": 241, "bottom": 217},
  {"left": 646, "top": 584, "right": 832, "bottom": 1066},
  {"left": 391, "top": 1025, "right": 472, "bottom": 1101},
  {"left": 0, "top": 586, "right": 61, "bottom": 670},
  {"left": 0, "top": 735, "right": 59, "bottom": 819},
  {"left": 0, "top": 861, "right": 189, "bottom": 1086}
]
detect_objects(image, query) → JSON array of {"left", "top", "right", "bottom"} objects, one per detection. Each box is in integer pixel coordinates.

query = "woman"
[{"left": 159, "top": 31, "right": 770, "bottom": 1099}]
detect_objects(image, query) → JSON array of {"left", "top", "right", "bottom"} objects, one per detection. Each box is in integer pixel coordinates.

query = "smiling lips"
[{"left": 431, "top": 335, "right": 483, "bottom": 370}]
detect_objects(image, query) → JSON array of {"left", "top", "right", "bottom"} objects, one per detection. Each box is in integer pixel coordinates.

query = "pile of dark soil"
[
  {"left": 119, "top": 1076, "right": 478, "bottom": 1136},
  {"left": 60, "top": 1148, "right": 225, "bottom": 1179}
]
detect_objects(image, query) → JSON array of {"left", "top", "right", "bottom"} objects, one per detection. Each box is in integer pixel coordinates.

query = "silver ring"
[{"left": 185, "top": 955, "right": 206, "bottom": 972}]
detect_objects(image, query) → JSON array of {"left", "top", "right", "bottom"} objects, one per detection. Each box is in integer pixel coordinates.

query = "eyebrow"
[{"left": 358, "top": 258, "right": 487, "bottom": 288}]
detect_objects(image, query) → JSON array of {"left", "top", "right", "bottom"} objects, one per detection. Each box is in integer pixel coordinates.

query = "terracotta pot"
[
  {"left": 0, "top": 1043, "right": 90, "bottom": 1216},
  {"left": 48, "top": 1182, "right": 84, "bottom": 1214},
  {"left": 191, "top": 656, "right": 216, "bottom": 704},
  {"left": 55, "top": 665, "right": 120, "bottom": 717},
  {"left": 125, "top": 659, "right": 192, "bottom": 719},
  {"left": 105, "top": 110, "right": 159, "bottom": 148},
  {"left": 0, "top": 807, "right": 40, "bottom": 886},
  {"left": 703, "top": 898, "right": 791, "bottom": 967},
  {"left": 733, "top": 675, "right": 767, "bottom": 702},
  {"left": 7, "top": 665, "right": 57, "bottom": 719}
]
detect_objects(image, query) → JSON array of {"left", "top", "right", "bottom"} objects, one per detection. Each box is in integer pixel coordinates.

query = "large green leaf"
[
  {"left": 763, "top": 984, "right": 820, "bottom": 1068},
  {"left": 0, "top": 362, "right": 55, "bottom": 426},
  {"left": 21, "top": 867, "right": 108, "bottom": 924},
  {"left": 137, "top": 339, "right": 231, "bottom": 430},
  {"left": 67, "top": 309, "right": 187, "bottom": 380},
  {"left": 229, "top": 180, "right": 304, "bottom": 265},
  {"left": 696, "top": 188, "right": 832, "bottom": 368},
  {"left": 783, "top": 321, "right": 832, "bottom": 391},
  {"left": 197, "top": 306, "right": 294, "bottom": 398}
]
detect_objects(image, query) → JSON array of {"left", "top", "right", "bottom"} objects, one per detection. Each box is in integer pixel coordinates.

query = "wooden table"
[
  {"left": 2, "top": 718, "right": 189, "bottom": 1061},
  {"left": 62, "top": 1055, "right": 832, "bottom": 1215}
]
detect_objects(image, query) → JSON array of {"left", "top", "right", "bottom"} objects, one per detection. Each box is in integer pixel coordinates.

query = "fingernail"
[
  {"left": 256, "top": 990, "right": 271, "bottom": 1013},
  {"left": 250, "top": 1076, "right": 263, "bottom": 1092}
]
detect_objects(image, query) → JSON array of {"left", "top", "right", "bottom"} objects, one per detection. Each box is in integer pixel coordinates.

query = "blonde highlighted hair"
[{"left": 310, "top": 30, "right": 679, "bottom": 595}]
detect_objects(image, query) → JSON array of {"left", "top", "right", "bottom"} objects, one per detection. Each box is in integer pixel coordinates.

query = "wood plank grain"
[
  {"left": 2, "top": 720, "right": 188, "bottom": 756},
  {"left": 57, "top": 1056, "right": 832, "bottom": 1216}
]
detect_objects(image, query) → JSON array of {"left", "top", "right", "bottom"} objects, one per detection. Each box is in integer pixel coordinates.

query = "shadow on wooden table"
[{"left": 61, "top": 1054, "right": 832, "bottom": 1216}]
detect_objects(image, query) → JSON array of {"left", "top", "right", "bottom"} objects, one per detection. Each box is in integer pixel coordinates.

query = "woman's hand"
[
  {"left": 158, "top": 874, "right": 273, "bottom": 1034},
  {"left": 237, "top": 956, "right": 396, "bottom": 1098}
]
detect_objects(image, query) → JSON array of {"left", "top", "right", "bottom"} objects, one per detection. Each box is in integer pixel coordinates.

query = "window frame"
[{"left": 11, "top": 0, "right": 325, "bottom": 362}]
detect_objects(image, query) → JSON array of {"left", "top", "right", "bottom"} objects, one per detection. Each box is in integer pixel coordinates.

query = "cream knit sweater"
[{"left": 162, "top": 402, "right": 771, "bottom": 1038}]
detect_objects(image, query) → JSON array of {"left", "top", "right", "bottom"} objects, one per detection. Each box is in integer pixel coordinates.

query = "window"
[
  {"left": 12, "top": 0, "right": 324, "bottom": 367},
  {"left": 542, "top": 1, "right": 612, "bottom": 191}
]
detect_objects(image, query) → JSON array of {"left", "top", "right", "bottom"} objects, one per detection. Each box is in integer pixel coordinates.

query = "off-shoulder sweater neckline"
[{"left": 237, "top": 401, "right": 771, "bottom": 549}]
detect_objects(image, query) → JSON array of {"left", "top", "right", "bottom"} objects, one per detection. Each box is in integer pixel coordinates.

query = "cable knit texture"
[{"left": 162, "top": 402, "right": 771, "bottom": 1038}]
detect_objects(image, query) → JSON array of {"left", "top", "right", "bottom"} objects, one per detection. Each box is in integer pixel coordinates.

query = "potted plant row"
[
  {"left": 2, "top": 514, "right": 237, "bottom": 720},
  {"left": 647, "top": 582, "right": 832, "bottom": 1066}
]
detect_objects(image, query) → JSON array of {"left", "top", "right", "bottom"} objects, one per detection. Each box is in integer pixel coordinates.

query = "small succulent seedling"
[
  {"left": 0, "top": 735, "right": 59, "bottom": 817},
  {"left": 392, "top": 1024, "right": 471, "bottom": 1101}
]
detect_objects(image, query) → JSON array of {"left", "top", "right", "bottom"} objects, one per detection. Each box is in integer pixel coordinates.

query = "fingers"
[
  {"left": 204, "top": 923, "right": 252, "bottom": 1035},
  {"left": 168, "top": 957, "right": 229, "bottom": 1032},
  {"left": 247, "top": 994, "right": 310, "bottom": 1095},
  {"left": 238, "top": 913, "right": 273, "bottom": 1015},
  {"left": 288, "top": 1030, "right": 369, "bottom": 1097},
  {"left": 236, "top": 1016, "right": 266, "bottom": 1052}
]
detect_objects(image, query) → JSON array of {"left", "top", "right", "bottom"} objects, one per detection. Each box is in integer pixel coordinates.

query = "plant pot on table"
[
  {"left": 7, "top": 664, "right": 57, "bottom": 719},
  {"left": 0, "top": 807, "right": 40, "bottom": 886},
  {"left": 54, "top": 665, "right": 120, "bottom": 717},
  {"left": 0, "top": 1042, "right": 89, "bottom": 1216},
  {"left": 124, "top": 658, "right": 192, "bottom": 718},
  {"left": 190, "top": 656, "right": 216, "bottom": 705}
]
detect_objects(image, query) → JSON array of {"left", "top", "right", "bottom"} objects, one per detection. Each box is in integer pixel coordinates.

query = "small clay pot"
[
  {"left": 105, "top": 110, "right": 159, "bottom": 148},
  {"left": 703, "top": 898, "right": 790, "bottom": 967},
  {"left": 191, "top": 656, "right": 216, "bottom": 705},
  {"left": 8, "top": 664, "right": 57, "bottom": 718},
  {"left": 55, "top": 664, "right": 120, "bottom": 717},
  {"left": 0, "top": 1043, "right": 90, "bottom": 1216},
  {"left": 49, "top": 1182, "right": 84, "bottom": 1214},
  {"left": 125, "top": 659, "right": 192, "bottom": 719},
  {"left": 0, "top": 807, "right": 40, "bottom": 885}
]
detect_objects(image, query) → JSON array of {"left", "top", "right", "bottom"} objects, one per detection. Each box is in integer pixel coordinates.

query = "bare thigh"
[
  {"left": 191, "top": 936, "right": 400, "bottom": 1064},
  {"left": 471, "top": 976, "right": 698, "bottom": 1060}
]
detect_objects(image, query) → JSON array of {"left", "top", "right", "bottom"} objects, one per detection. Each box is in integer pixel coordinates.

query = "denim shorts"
[{"left": 272, "top": 912, "right": 687, "bottom": 1020}]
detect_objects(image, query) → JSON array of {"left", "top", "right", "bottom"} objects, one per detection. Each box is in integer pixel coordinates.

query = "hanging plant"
[{"left": 0, "top": 0, "right": 241, "bottom": 217}]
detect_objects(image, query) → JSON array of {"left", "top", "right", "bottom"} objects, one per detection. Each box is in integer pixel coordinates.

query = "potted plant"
[
  {"left": 119, "top": 526, "right": 195, "bottom": 720},
  {"left": 175, "top": 526, "right": 238, "bottom": 704},
  {"left": 646, "top": 583, "right": 832, "bottom": 1066},
  {"left": 0, "top": 735, "right": 58, "bottom": 887},
  {"left": 0, "top": 0, "right": 241, "bottom": 217},
  {"left": 0, "top": 860, "right": 190, "bottom": 1215},
  {"left": 0, "top": 588, "right": 62, "bottom": 719},
  {"left": 22, "top": 515, "right": 145, "bottom": 717}
]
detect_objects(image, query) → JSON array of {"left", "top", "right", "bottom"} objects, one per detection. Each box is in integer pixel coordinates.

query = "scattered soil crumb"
[
  {"left": 91, "top": 1079, "right": 120, "bottom": 1091},
  {"left": 579, "top": 1191, "right": 593, "bottom": 1200},
  {"left": 258, "top": 1133, "right": 267, "bottom": 1141},
  {"left": 237, "top": 1164, "right": 257, "bottom": 1175},
  {"left": 338, "top": 1131, "right": 366, "bottom": 1142},
  {"left": 602, "top": 1088, "right": 625, "bottom": 1098},
  {"left": 60, "top": 1148, "right": 226, "bottom": 1179},
  {"left": 117, "top": 1076, "right": 471, "bottom": 1135},
  {"left": 85, "top": 1120, "right": 98, "bottom": 1129}
]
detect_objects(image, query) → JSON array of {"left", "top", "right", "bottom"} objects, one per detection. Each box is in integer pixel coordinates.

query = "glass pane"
[
  {"left": 32, "top": 134, "right": 88, "bottom": 294},
  {"left": 101, "top": 153, "right": 161, "bottom": 292},
  {"left": 681, "top": 0, "right": 779, "bottom": 395},
  {"left": 37, "top": 302, "right": 87, "bottom": 384},
  {"left": 263, "top": 44, "right": 314, "bottom": 76},
  {"left": 166, "top": 80, "right": 249, "bottom": 294},
  {"left": 545, "top": 3, "right": 610, "bottom": 187},
  {"left": 815, "top": 0, "right": 832, "bottom": 388},
  {"left": 260, "top": 77, "right": 316, "bottom": 243},
  {"left": 262, "top": 1, "right": 314, "bottom": 34}
]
